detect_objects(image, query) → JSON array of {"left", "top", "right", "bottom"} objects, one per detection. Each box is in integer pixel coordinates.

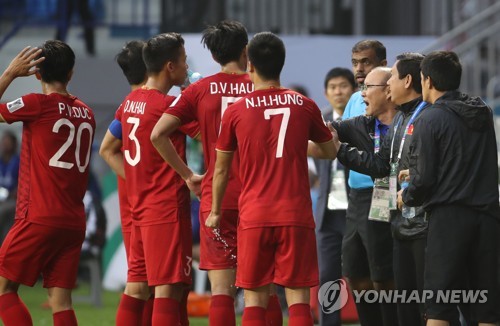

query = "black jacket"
[
  {"left": 332, "top": 114, "right": 377, "bottom": 157},
  {"left": 337, "top": 97, "right": 430, "bottom": 240},
  {"left": 402, "top": 91, "right": 500, "bottom": 220}
]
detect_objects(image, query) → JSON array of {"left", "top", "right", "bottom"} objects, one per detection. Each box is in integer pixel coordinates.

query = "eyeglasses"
[{"left": 360, "top": 84, "right": 387, "bottom": 92}]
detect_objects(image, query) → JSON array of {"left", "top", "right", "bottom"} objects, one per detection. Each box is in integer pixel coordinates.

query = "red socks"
[
  {"left": 209, "top": 295, "right": 235, "bottom": 326},
  {"left": 179, "top": 290, "right": 189, "bottom": 326},
  {"left": 53, "top": 310, "right": 77, "bottom": 326},
  {"left": 141, "top": 295, "right": 154, "bottom": 326},
  {"left": 242, "top": 306, "right": 266, "bottom": 326},
  {"left": 288, "top": 303, "right": 313, "bottom": 326},
  {"left": 116, "top": 294, "right": 146, "bottom": 326},
  {"left": 265, "top": 294, "right": 282, "bottom": 325},
  {"left": 152, "top": 298, "right": 180, "bottom": 326},
  {"left": 0, "top": 292, "right": 32, "bottom": 326}
]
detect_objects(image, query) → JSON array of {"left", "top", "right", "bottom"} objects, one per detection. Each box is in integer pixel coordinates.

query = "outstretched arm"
[{"left": 151, "top": 113, "right": 202, "bottom": 196}]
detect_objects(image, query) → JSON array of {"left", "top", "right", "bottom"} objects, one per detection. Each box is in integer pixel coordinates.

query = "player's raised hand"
[
  {"left": 5, "top": 46, "right": 45, "bottom": 78},
  {"left": 205, "top": 211, "right": 221, "bottom": 229},
  {"left": 185, "top": 173, "right": 203, "bottom": 198}
]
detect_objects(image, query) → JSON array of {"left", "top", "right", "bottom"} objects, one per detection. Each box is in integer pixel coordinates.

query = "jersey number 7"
[{"left": 264, "top": 108, "right": 290, "bottom": 158}]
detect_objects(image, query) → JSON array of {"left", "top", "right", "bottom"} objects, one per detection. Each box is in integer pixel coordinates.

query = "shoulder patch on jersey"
[{"left": 6, "top": 98, "right": 24, "bottom": 113}]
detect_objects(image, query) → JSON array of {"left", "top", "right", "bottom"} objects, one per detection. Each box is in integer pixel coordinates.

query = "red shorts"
[
  {"left": 122, "top": 230, "right": 132, "bottom": 263},
  {"left": 128, "top": 208, "right": 193, "bottom": 286},
  {"left": 236, "top": 226, "right": 319, "bottom": 289},
  {"left": 0, "top": 218, "right": 85, "bottom": 288},
  {"left": 199, "top": 210, "right": 238, "bottom": 270}
]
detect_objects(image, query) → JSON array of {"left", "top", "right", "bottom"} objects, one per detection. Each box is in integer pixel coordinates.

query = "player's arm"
[
  {"left": 308, "top": 126, "right": 340, "bottom": 159},
  {"left": 205, "top": 150, "right": 234, "bottom": 229},
  {"left": 0, "top": 47, "right": 45, "bottom": 122},
  {"left": 151, "top": 113, "right": 202, "bottom": 196},
  {"left": 99, "top": 121, "right": 125, "bottom": 179},
  {"left": 308, "top": 139, "right": 339, "bottom": 160}
]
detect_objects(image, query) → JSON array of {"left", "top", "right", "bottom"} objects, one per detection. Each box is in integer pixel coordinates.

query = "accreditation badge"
[
  {"left": 389, "top": 162, "right": 399, "bottom": 210},
  {"left": 368, "top": 177, "right": 391, "bottom": 222}
]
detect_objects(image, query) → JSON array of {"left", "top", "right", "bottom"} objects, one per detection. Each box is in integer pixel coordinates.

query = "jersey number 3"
[{"left": 124, "top": 117, "right": 141, "bottom": 166}]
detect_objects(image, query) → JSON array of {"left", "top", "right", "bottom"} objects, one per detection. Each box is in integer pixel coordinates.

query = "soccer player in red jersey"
[
  {"left": 0, "top": 41, "right": 96, "bottom": 326},
  {"left": 152, "top": 21, "right": 282, "bottom": 325},
  {"left": 205, "top": 32, "right": 338, "bottom": 326},
  {"left": 101, "top": 33, "right": 201, "bottom": 326},
  {"left": 100, "top": 40, "right": 153, "bottom": 325},
  {"left": 102, "top": 40, "right": 147, "bottom": 259}
]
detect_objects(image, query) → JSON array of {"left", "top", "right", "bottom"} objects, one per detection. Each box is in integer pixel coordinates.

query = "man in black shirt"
[{"left": 399, "top": 51, "right": 500, "bottom": 325}]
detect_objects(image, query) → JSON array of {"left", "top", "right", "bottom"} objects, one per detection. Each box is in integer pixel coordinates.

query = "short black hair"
[
  {"left": 421, "top": 51, "right": 462, "bottom": 92},
  {"left": 324, "top": 67, "right": 356, "bottom": 90},
  {"left": 36, "top": 40, "right": 75, "bottom": 84},
  {"left": 116, "top": 40, "right": 147, "bottom": 86},
  {"left": 352, "top": 40, "right": 386, "bottom": 62},
  {"left": 201, "top": 20, "right": 248, "bottom": 65},
  {"left": 143, "top": 33, "right": 185, "bottom": 74},
  {"left": 247, "top": 32, "right": 285, "bottom": 81},
  {"left": 395, "top": 52, "right": 425, "bottom": 94}
]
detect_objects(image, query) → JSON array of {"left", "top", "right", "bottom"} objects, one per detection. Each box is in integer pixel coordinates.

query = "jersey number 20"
[{"left": 49, "top": 118, "right": 94, "bottom": 172}]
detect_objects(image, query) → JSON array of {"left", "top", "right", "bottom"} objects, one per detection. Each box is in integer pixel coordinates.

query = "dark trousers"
[
  {"left": 425, "top": 205, "right": 500, "bottom": 323},
  {"left": 56, "top": 0, "right": 95, "bottom": 55},
  {"left": 316, "top": 209, "right": 346, "bottom": 326},
  {"left": 393, "top": 237, "right": 426, "bottom": 326}
]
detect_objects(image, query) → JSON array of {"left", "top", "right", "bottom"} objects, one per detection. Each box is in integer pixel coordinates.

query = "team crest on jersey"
[
  {"left": 6, "top": 98, "right": 24, "bottom": 113},
  {"left": 407, "top": 124, "right": 414, "bottom": 135}
]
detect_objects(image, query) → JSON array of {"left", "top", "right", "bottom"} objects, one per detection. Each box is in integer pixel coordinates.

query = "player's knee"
[
  {"left": 284, "top": 287, "right": 309, "bottom": 306},
  {"left": 124, "top": 282, "right": 150, "bottom": 300},
  {"left": 0, "top": 276, "right": 19, "bottom": 295},
  {"left": 47, "top": 291, "right": 73, "bottom": 313},
  {"left": 208, "top": 270, "right": 236, "bottom": 297},
  {"left": 154, "top": 283, "right": 184, "bottom": 300},
  {"left": 210, "top": 282, "right": 237, "bottom": 297}
]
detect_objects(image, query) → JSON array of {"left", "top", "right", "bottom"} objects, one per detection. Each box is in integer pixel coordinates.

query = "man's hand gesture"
[{"left": 5, "top": 46, "right": 45, "bottom": 79}]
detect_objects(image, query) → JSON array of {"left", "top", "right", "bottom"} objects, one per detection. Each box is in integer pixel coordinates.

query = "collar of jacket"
[
  {"left": 435, "top": 90, "right": 462, "bottom": 103},
  {"left": 364, "top": 115, "right": 377, "bottom": 132},
  {"left": 398, "top": 96, "right": 423, "bottom": 114}
]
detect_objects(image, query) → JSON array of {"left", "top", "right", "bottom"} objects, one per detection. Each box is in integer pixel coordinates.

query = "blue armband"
[{"left": 108, "top": 119, "right": 122, "bottom": 140}]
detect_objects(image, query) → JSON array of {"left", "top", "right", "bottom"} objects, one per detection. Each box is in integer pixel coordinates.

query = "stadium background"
[{"left": 0, "top": 0, "right": 499, "bottom": 324}]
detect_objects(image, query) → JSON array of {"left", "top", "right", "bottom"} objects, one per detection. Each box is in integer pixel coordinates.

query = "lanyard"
[
  {"left": 389, "top": 101, "right": 427, "bottom": 163},
  {"left": 374, "top": 119, "right": 386, "bottom": 154}
]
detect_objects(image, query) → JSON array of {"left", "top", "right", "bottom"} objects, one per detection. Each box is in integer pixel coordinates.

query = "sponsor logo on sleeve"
[{"left": 7, "top": 98, "right": 24, "bottom": 113}]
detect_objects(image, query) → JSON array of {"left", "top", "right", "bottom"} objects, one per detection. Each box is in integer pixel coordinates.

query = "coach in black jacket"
[
  {"left": 330, "top": 67, "right": 398, "bottom": 325},
  {"left": 336, "top": 53, "right": 432, "bottom": 326},
  {"left": 399, "top": 51, "right": 500, "bottom": 324}
]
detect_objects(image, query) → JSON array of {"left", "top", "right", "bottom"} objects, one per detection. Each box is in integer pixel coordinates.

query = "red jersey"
[
  {"left": 217, "top": 88, "right": 332, "bottom": 229},
  {"left": 0, "top": 93, "right": 95, "bottom": 230},
  {"left": 117, "top": 176, "right": 132, "bottom": 232},
  {"left": 115, "top": 88, "right": 199, "bottom": 226},
  {"left": 167, "top": 73, "right": 254, "bottom": 212}
]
